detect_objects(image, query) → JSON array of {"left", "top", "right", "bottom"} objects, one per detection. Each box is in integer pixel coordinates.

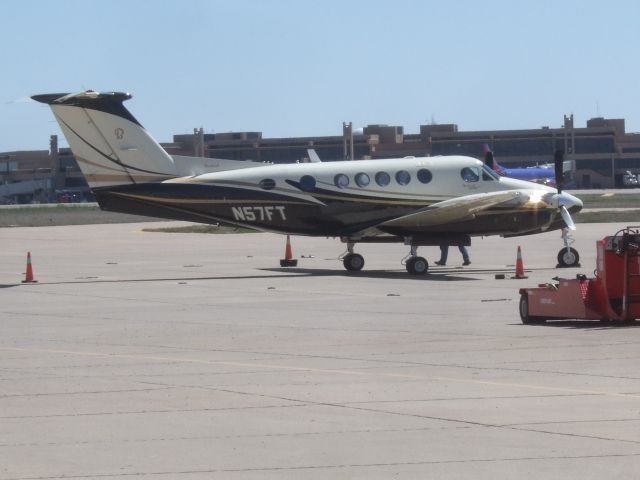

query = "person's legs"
[
  {"left": 459, "top": 246, "right": 470, "bottom": 265},
  {"left": 435, "top": 245, "right": 448, "bottom": 265}
]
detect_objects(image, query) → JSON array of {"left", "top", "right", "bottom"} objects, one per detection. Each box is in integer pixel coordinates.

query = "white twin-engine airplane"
[{"left": 32, "top": 90, "right": 583, "bottom": 274}]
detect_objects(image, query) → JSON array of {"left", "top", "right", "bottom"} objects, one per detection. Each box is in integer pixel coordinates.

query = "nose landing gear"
[{"left": 557, "top": 228, "right": 580, "bottom": 268}]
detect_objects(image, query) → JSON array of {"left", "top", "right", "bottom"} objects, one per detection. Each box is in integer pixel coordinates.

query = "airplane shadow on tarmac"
[
  {"left": 3, "top": 266, "right": 524, "bottom": 288},
  {"left": 261, "top": 267, "right": 482, "bottom": 281},
  {"left": 2, "top": 267, "right": 506, "bottom": 288}
]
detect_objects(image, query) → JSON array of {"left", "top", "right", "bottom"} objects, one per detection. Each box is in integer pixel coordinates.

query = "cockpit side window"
[
  {"left": 461, "top": 167, "right": 480, "bottom": 183},
  {"left": 481, "top": 165, "right": 499, "bottom": 181}
]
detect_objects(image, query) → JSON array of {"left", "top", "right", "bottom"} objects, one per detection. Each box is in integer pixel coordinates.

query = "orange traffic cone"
[
  {"left": 279, "top": 235, "right": 298, "bottom": 267},
  {"left": 22, "top": 252, "right": 38, "bottom": 283},
  {"left": 513, "top": 245, "right": 527, "bottom": 279}
]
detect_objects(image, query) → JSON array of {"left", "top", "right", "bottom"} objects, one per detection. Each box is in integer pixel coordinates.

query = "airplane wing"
[{"left": 379, "top": 191, "right": 523, "bottom": 228}]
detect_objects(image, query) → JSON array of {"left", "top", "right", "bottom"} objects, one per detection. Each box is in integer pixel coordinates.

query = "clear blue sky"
[{"left": 2, "top": 0, "right": 639, "bottom": 152}]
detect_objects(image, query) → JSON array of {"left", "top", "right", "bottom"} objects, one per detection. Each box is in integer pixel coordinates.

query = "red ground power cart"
[{"left": 519, "top": 226, "right": 640, "bottom": 324}]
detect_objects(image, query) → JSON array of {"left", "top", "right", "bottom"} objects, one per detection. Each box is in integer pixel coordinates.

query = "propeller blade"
[
  {"left": 554, "top": 150, "right": 564, "bottom": 194},
  {"left": 560, "top": 205, "right": 576, "bottom": 231},
  {"left": 483, "top": 148, "right": 494, "bottom": 169}
]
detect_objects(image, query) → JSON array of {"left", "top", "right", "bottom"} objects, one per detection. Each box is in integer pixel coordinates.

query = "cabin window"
[
  {"left": 417, "top": 168, "right": 433, "bottom": 184},
  {"left": 395, "top": 170, "right": 411, "bottom": 186},
  {"left": 461, "top": 167, "right": 480, "bottom": 183},
  {"left": 299, "top": 175, "right": 316, "bottom": 192},
  {"left": 334, "top": 173, "right": 350, "bottom": 188},
  {"left": 355, "top": 172, "right": 370, "bottom": 187},
  {"left": 259, "top": 178, "right": 276, "bottom": 190},
  {"left": 375, "top": 171, "right": 391, "bottom": 186}
]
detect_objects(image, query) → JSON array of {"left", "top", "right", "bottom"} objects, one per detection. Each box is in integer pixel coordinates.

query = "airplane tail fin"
[
  {"left": 482, "top": 144, "right": 506, "bottom": 175},
  {"left": 31, "top": 91, "right": 177, "bottom": 189}
]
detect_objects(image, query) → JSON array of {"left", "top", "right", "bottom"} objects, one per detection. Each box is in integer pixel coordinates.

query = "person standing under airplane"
[{"left": 434, "top": 245, "right": 471, "bottom": 266}]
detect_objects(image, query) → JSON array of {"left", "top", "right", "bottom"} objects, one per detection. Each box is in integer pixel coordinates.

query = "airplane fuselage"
[{"left": 94, "top": 155, "right": 576, "bottom": 241}]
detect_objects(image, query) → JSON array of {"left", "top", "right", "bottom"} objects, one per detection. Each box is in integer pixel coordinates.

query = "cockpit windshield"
[{"left": 481, "top": 164, "right": 500, "bottom": 181}]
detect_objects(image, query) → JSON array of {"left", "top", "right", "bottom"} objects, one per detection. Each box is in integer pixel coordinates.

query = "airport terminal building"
[{"left": 2, "top": 115, "right": 639, "bottom": 203}]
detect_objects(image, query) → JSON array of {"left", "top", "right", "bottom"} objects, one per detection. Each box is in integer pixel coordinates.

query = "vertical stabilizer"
[{"left": 32, "top": 91, "right": 177, "bottom": 188}]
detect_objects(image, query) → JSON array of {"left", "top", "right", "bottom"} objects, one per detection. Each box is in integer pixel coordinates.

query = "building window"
[
  {"left": 395, "top": 170, "right": 411, "bottom": 185},
  {"left": 355, "top": 172, "right": 370, "bottom": 187},
  {"left": 375, "top": 171, "right": 391, "bottom": 186},
  {"left": 334, "top": 173, "right": 349, "bottom": 188}
]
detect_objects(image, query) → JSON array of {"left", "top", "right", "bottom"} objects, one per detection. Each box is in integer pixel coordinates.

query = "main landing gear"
[
  {"left": 557, "top": 228, "right": 580, "bottom": 268},
  {"left": 340, "top": 243, "right": 365, "bottom": 271},
  {"left": 340, "top": 242, "right": 429, "bottom": 275},
  {"left": 402, "top": 244, "right": 429, "bottom": 275}
]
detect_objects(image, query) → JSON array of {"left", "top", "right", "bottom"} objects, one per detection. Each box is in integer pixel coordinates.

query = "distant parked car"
[
  {"left": 56, "top": 190, "right": 83, "bottom": 203},
  {"left": 622, "top": 171, "right": 639, "bottom": 188}
]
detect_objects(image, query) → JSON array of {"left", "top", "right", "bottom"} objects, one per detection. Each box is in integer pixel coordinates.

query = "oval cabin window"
[
  {"left": 375, "top": 171, "right": 391, "bottom": 186},
  {"left": 355, "top": 172, "right": 370, "bottom": 187},
  {"left": 334, "top": 174, "right": 350, "bottom": 188}
]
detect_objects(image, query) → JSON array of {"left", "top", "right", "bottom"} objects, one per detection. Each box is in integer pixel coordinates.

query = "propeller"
[
  {"left": 483, "top": 145, "right": 494, "bottom": 169},
  {"left": 560, "top": 205, "right": 576, "bottom": 230},
  {"left": 553, "top": 149, "right": 576, "bottom": 230},
  {"left": 554, "top": 150, "right": 564, "bottom": 193}
]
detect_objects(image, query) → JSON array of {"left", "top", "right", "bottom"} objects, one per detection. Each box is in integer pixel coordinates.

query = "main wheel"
[
  {"left": 557, "top": 247, "right": 580, "bottom": 267},
  {"left": 406, "top": 256, "right": 429, "bottom": 275},
  {"left": 343, "top": 253, "right": 365, "bottom": 271},
  {"left": 519, "top": 294, "right": 546, "bottom": 324}
]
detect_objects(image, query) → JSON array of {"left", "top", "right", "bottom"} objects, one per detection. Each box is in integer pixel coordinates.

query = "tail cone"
[{"left": 280, "top": 235, "right": 298, "bottom": 267}]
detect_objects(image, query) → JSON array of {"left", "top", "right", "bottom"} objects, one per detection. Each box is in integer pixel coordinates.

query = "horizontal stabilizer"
[{"left": 171, "top": 155, "right": 268, "bottom": 177}]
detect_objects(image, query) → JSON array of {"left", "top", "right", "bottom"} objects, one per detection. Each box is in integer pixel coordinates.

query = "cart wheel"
[
  {"left": 557, "top": 247, "right": 580, "bottom": 267},
  {"left": 519, "top": 294, "right": 546, "bottom": 325}
]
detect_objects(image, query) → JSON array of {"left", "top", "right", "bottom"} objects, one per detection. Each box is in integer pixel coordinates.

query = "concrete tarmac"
[{"left": 1, "top": 222, "right": 640, "bottom": 479}]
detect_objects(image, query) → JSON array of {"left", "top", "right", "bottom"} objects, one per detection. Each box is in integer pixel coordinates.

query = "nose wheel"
[
  {"left": 557, "top": 247, "right": 580, "bottom": 267},
  {"left": 557, "top": 228, "right": 580, "bottom": 267}
]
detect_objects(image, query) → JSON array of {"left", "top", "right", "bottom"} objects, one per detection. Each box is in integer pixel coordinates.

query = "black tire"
[
  {"left": 406, "top": 256, "right": 429, "bottom": 275},
  {"left": 519, "top": 294, "right": 546, "bottom": 324},
  {"left": 557, "top": 247, "right": 580, "bottom": 267},
  {"left": 343, "top": 253, "right": 365, "bottom": 271}
]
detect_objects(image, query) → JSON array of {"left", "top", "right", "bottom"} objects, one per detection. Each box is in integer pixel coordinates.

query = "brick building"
[{"left": 2, "top": 115, "right": 639, "bottom": 203}]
